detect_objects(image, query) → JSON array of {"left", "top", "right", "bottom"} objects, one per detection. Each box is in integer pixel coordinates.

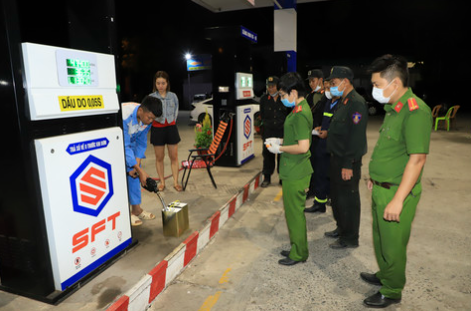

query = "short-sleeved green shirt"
[
  {"left": 369, "top": 88, "right": 432, "bottom": 184},
  {"left": 279, "top": 100, "right": 313, "bottom": 180}
]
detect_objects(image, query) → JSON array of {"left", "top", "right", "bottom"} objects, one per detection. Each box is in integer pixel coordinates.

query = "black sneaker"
[{"left": 261, "top": 176, "right": 271, "bottom": 188}]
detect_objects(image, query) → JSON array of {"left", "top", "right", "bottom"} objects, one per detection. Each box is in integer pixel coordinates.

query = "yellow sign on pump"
[{"left": 58, "top": 95, "right": 104, "bottom": 112}]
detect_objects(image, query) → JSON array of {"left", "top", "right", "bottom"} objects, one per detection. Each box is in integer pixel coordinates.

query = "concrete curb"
[{"left": 105, "top": 172, "right": 262, "bottom": 311}]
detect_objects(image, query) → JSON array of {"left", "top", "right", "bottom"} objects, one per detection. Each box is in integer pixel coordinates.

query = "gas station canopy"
[{"left": 191, "top": 0, "right": 327, "bottom": 12}]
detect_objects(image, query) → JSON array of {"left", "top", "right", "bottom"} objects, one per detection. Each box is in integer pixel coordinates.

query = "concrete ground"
[
  {"left": 1, "top": 110, "right": 470, "bottom": 310},
  {"left": 148, "top": 112, "right": 471, "bottom": 311}
]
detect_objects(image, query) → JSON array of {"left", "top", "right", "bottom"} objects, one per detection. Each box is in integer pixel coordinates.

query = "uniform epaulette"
[{"left": 407, "top": 98, "right": 419, "bottom": 111}]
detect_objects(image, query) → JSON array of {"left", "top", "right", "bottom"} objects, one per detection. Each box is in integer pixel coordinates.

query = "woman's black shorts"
[{"left": 150, "top": 125, "right": 181, "bottom": 146}]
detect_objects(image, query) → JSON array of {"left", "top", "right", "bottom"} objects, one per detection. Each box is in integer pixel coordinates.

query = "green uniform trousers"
[
  {"left": 282, "top": 175, "right": 311, "bottom": 261},
  {"left": 372, "top": 183, "right": 421, "bottom": 299}
]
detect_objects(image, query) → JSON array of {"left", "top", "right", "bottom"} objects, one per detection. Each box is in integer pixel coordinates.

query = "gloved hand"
[
  {"left": 265, "top": 141, "right": 283, "bottom": 154},
  {"left": 265, "top": 137, "right": 283, "bottom": 146}
]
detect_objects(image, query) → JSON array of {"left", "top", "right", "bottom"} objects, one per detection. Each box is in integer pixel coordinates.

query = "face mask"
[
  {"left": 313, "top": 85, "right": 321, "bottom": 92},
  {"left": 281, "top": 98, "right": 295, "bottom": 108},
  {"left": 372, "top": 80, "right": 396, "bottom": 104},
  {"left": 269, "top": 91, "right": 278, "bottom": 97},
  {"left": 325, "top": 91, "right": 332, "bottom": 100},
  {"left": 330, "top": 80, "right": 345, "bottom": 97}
]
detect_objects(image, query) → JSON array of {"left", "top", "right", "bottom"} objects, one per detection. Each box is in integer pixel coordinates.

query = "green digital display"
[{"left": 66, "top": 58, "right": 92, "bottom": 85}]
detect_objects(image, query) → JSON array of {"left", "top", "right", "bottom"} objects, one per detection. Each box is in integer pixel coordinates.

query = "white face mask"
[
  {"left": 313, "top": 85, "right": 321, "bottom": 92},
  {"left": 372, "top": 80, "right": 396, "bottom": 104},
  {"left": 325, "top": 91, "right": 332, "bottom": 99},
  {"left": 269, "top": 91, "right": 278, "bottom": 97}
]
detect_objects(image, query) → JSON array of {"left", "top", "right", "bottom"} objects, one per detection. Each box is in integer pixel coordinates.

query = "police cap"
[
  {"left": 326, "top": 66, "right": 354, "bottom": 81},
  {"left": 266, "top": 76, "right": 279, "bottom": 86},
  {"left": 307, "top": 69, "right": 323, "bottom": 80}
]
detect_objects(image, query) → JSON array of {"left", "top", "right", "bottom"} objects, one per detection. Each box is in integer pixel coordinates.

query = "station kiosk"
[
  {"left": 0, "top": 1, "right": 133, "bottom": 303},
  {"left": 205, "top": 26, "right": 259, "bottom": 167}
]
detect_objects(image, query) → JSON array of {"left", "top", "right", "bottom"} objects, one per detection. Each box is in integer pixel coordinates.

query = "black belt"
[{"left": 370, "top": 179, "right": 398, "bottom": 189}]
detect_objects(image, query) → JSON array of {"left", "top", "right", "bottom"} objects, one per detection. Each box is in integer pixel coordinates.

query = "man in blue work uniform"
[
  {"left": 122, "top": 96, "right": 162, "bottom": 226},
  {"left": 304, "top": 79, "right": 340, "bottom": 214}
]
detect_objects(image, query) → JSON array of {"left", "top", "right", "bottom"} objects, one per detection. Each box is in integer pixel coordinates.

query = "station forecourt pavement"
[{"left": 0, "top": 110, "right": 470, "bottom": 311}]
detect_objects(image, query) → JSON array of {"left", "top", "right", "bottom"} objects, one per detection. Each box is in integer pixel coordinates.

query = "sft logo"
[
  {"left": 70, "top": 155, "right": 114, "bottom": 217},
  {"left": 244, "top": 115, "right": 252, "bottom": 139}
]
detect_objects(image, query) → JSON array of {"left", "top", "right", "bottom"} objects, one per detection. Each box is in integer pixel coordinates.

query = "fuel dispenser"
[
  {"left": 205, "top": 26, "right": 259, "bottom": 167},
  {"left": 0, "top": 1, "right": 133, "bottom": 303}
]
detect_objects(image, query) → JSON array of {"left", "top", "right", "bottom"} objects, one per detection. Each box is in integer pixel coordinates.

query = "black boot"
[
  {"left": 304, "top": 202, "right": 326, "bottom": 213},
  {"left": 261, "top": 175, "right": 271, "bottom": 188}
]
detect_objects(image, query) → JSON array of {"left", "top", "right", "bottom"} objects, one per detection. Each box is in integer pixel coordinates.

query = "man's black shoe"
[
  {"left": 324, "top": 228, "right": 339, "bottom": 238},
  {"left": 261, "top": 176, "right": 270, "bottom": 188},
  {"left": 363, "top": 292, "right": 401, "bottom": 308},
  {"left": 278, "top": 257, "right": 305, "bottom": 266},
  {"left": 280, "top": 250, "right": 290, "bottom": 257},
  {"left": 304, "top": 203, "right": 326, "bottom": 213},
  {"left": 329, "top": 239, "right": 358, "bottom": 249},
  {"left": 360, "top": 272, "right": 382, "bottom": 286}
]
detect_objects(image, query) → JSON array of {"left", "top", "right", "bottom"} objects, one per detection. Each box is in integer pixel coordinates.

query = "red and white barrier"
[{"left": 106, "top": 172, "right": 262, "bottom": 311}]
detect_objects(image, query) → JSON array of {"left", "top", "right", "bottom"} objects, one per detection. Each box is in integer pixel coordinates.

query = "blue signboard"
[
  {"left": 240, "top": 26, "right": 258, "bottom": 43},
  {"left": 186, "top": 54, "right": 212, "bottom": 71}
]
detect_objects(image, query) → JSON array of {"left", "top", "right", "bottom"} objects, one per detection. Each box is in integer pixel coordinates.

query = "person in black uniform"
[
  {"left": 304, "top": 78, "right": 341, "bottom": 213},
  {"left": 325, "top": 66, "right": 368, "bottom": 249},
  {"left": 306, "top": 69, "right": 328, "bottom": 198},
  {"left": 260, "top": 76, "right": 288, "bottom": 187}
]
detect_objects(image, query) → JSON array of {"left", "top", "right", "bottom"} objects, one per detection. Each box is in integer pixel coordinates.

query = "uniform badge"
[
  {"left": 343, "top": 98, "right": 349, "bottom": 105},
  {"left": 352, "top": 112, "right": 362, "bottom": 124},
  {"left": 394, "top": 102, "right": 404, "bottom": 113},
  {"left": 295, "top": 105, "right": 303, "bottom": 113},
  {"left": 408, "top": 98, "right": 419, "bottom": 111}
]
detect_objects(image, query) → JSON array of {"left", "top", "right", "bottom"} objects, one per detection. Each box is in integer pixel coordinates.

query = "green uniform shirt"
[
  {"left": 369, "top": 88, "right": 432, "bottom": 184},
  {"left": 327, "top": 89, "right": 368, "bottom": 169},
  {"left": 280, "top": 100, "right": 313, "bottom": 180}
]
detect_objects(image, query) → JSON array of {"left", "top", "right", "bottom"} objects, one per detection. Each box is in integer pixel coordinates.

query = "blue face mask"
[
  {"left": 281, "top": 98, "right": 295, "bottom": 108},
  {"left": 330, "top": 80, "right": 345, "bottom": 97}
]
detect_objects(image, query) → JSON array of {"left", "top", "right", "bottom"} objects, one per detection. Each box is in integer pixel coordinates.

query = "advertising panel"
[
  {"left": 236, "top": 105, "right": 255, "bottom": 165},
  {"left": 34, "top": 127, "right": 131, "bottom": 290}
]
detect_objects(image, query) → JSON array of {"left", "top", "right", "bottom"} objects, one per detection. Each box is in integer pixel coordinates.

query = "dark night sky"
[{"left": 115, "top": 0, "right": 466, "bottom": 108}]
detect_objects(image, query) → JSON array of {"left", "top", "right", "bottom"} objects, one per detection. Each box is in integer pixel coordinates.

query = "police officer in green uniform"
[
  {"left": 325, "top": 66, "right": 368, "bottom": 249},
  {"left": 361, "top": 55, "right": 432, "bottom": 308},
  {"left": 265, "top": 72, "right": 313, "bottom": 266}
]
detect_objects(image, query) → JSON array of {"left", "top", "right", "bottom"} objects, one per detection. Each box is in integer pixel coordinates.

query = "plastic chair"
[
  {"left": 431, "top": 105, "right": 442, "bottom": 126},
  {"left": 181, "top": 117, "right": 232, "bottom": 191},
  {"left": 434, "top": 105, "right": 460, "bottom": 131}
]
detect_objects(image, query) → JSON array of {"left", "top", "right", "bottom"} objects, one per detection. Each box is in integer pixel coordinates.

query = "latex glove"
[{"left": 265, "top": 142, "right": 283, "bottom": 154}]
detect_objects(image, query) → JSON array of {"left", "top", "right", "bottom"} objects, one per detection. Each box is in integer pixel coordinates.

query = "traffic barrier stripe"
[{"left": 106, "top": 172, "right": 263, "bottom": 311}]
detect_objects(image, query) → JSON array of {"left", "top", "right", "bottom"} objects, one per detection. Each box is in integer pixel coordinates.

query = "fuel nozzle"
[{"left": 142, "top": 177, "right": 168, "bottom": 211}]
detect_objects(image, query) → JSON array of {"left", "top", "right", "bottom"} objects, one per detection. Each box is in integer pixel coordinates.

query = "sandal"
[
  {"left": 173, "top": 184, "right": 183, "bottom": 192},
  {"left": 137, "top": 210, "right": 156, "bottom": 220},
  {"left": 131, "top": 214, "right": 143, "bottom": 226},
  {"left": 158, "top": 184, "right": 165, "bottom": 191}
]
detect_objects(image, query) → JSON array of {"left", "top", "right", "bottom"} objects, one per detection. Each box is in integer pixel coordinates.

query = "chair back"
[
  {"left": 450, "top": 105, "right": 460, "bottom": 118},
  {"left": 208, "top": 120, "right": 228, "bottom": 155},
  {"left": 431, "top": 105, "right": 442, "bottom": 118},
  {"left": 444, "top": 106, "right": 454, "bottom": 118}
]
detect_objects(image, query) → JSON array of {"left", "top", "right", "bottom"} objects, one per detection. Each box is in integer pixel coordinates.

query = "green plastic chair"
[{"left": 434, "top": 105, "right": 459, "bottom": 131}]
